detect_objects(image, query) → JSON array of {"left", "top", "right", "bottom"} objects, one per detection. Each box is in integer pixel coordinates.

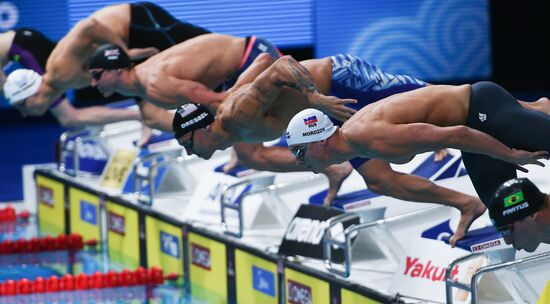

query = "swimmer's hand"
[
  {"left": 222, "top": 148, "right": 240, "bottom": 174},
  {"left": 127, "top": 47, "right": 159, "bottom": 61},
  {"left": 310, "top": 93, "right": 357, "bottom": 122},
  {"left": 136, "top": 125, "right": 153, "bottom": 148},
  {"left": 433, "top": 149, "right": 449, "bottom": 162},
  {"left": 508, "top": 149, "right": 549, "bottom": 172}
]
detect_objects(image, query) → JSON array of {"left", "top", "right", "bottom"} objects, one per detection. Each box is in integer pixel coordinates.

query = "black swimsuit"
[
  {"left": 128, "top": 2, "right": 210, "bottom": 51},
  {"left": 463, "top": 81, "right": 550, "bottom": 205},
  {"left": 9, "top": 28, "right": 55, "bottom": 74}
]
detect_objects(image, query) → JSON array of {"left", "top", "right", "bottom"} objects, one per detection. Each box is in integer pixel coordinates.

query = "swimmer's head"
[
  {"left": 89, "top": 43, "right": 130, "bottom": 71},
  {"left": 489, "top": 178, "right": 546, "bottom": 229},
  {"left": 3, "top": 69, "right": 42, "bottom": 105},
  {"left": 285, "top": 108, "right": 337, "bottom": 146},
  {"left": 173, "top": 103, "right": 215, "bottom": 141}
]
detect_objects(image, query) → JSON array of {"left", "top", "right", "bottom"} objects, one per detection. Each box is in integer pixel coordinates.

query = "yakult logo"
[
  {"left": 191, "top": 243, "right": 211, "bottom": 270},
  {"left": 38, "top": 185, "right": 54, "bottom": 207},
  {"left": 108, "top": 211, "right": 125, "bottom": 236},
  {"left": 287, "top": 280, "right": 312, "bottom": 304},
  {"left": 404, "top": 256, "right": 459, "bottom": 282}
]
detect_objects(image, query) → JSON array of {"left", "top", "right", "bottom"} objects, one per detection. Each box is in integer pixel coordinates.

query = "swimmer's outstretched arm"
[
  {"left": 80, "top": 18, "right": 157, "bottom": 60},
  {"left": 381, "top": 122, "right": 548, "bottom": 170},
  {"left": 264, "top": 56, "right": 357, "bottom": 121},
  {"left": 50, "top": 99, "right": 142, "bottom": 128},
  {"left": 220, "top": 55, "right": 355, "bottom": 126},
  {"left": 78, "top": 18, "right": 128, "bottom": 51},
  {"left": 146, "top": 76, "right": 226, "bottom": 112},
  {"left": 137, "top": 100, "right": 174, "bottom": 132}
]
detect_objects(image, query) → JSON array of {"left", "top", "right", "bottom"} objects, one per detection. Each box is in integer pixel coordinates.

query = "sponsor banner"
[
  {"left": 160, "top": 231, "right": 181, "bottom": 259},
  {"left": 36, "top": 175, "right": 65, "bottom": 235},
  {"left": 188, "top": 232, "right": 227, "bottom": 299},
  {"left": 470, "top": 238, "right": 508, "bottom": 253},
  {"left": 99, "top": 148, "right": 139, "bottom": 191},
  {"left": 389, "top": 238, "right": 477, "bottom": 303},
  {"left": 538, "top": 281, "right": 550, "bottom": 304},
  {"left": 68, "top": 188, "right": 100, "bottom": 242},
  {"left": 64, "top": 140, "right": 109, "bottom": 175},
  {"left": 191, "top": 243, "right": 211, "bottom": 270},
  {"left": 38, "top": 185, "right": 54, "bottom": 208},
  {"left": 284, "top": 267, "right": 329, "bottom": 304},
  {"left": 145, "top": 216, "right": 184, "bottom": 282},
  {"left": 80, "top": 200, "right": 97, "bottom": 225},
  {"left": 341, "top": 289, "right": 381, "bottom": 304},
  {"left": 278, "top": 204, "right": 360, "bottom": 262},
  {"left": 106, "top": 201, "right": 140, "bottom": 269},
  {"left": 235, "top": 249, "right": 278, "bottom": 304}
]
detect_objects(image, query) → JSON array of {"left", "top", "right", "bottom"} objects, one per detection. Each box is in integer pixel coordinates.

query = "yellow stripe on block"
[
  {"left": 36, "top": 175, "right": 65, "bottom": 235},
  {"left": 188, "top": 232, "right": 227, "bottom": 299},
  {"left": 106, "top": 201, "right": 140, "bottom": 269},
  {"left": 69, "top": 187, "right": 101, "bottom": 242},
  {"left": 341, "top": 288, "right": 382, "bottom": 304},
  {"left": 235, "top": 249, "right": 278, "bottom": 304},
  {"left": 284, "top": 267, "right": 330, "bottom": 304},
  {"left": 146, "top": 216, "right": 184, "bottom": 282}
]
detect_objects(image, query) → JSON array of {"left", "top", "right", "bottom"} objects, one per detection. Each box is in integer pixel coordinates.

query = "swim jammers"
[
  {"left": 462, "top": 81, "right": 550, "bottom": 205},
  {"left": 219, "top": 36, "right": 283, "bottom": 91},
  {"left": 329, "top": 54, "right": 426, "bottom": 169},
  {"left": 9, "top": 28, "right": 55, "bottom": 74},
  {"left": 128, "top": 2, "right": 210, "bottom": 51}
]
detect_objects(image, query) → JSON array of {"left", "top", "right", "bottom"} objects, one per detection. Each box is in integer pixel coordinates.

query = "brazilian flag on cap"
[{"left": 504, "top": 190, "right": 524, "bottom": 208}]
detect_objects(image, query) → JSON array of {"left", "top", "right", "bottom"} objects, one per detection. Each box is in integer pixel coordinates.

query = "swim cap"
[
  {"left": 285, "top": 108, "right": 337, "bottom": 146},
  {"left": 3, "top": 69, "right": 42, "bottom": 105},
  {"left": 489, "top": 178, "right": 546, "bottom": 228},
  {"left": 89, "top": 43, "right": 130, "bottom": 70},
  {"left": 172, "top": 103, "right": 215, "bottom": 139}
]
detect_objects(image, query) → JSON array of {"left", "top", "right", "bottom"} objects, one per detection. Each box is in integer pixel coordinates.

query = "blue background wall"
[{"left": 315, "top": 0, "right": 491, "bottom": 82}]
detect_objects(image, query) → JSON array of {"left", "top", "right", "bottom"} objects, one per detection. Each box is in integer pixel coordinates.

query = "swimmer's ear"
[{"left": 320, "top": 140, "right": 328, "bottom": 146}]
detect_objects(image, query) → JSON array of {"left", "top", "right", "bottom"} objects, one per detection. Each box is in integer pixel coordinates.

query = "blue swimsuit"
[{"left": 328, "top": 54, "right": 426, "bottom": 168}]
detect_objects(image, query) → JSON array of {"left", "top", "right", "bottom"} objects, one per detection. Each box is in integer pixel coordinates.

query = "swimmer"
[
  {"left": 8, "top": 2, "right": 210, "bottom": 117},
  {"left": 489, "top": 178, "right": 550, "bottom": 252},
  {"left": 87, "top": 33, "right": 282, "bottom": 130},
  {"left": 1, "top": 28, "right": 140, "bottom": 127},
  {"left": 286, "top": 81, "right": 550, "bottom": 244}
]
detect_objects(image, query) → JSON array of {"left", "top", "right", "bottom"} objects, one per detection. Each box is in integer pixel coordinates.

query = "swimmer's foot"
[
  {"left": 531, "top": 97, "right": 550, "bottom": 115},
  {"left": 322, "top": 162, "right": 353, "bottom": 206},
  {"left": 450, "top": 198, "right": 487, "bottom": 247}
]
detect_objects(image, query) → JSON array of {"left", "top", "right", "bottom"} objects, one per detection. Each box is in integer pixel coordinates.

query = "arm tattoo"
[{"left": 277, "top": 57, "right": 320, "bottom": 98}]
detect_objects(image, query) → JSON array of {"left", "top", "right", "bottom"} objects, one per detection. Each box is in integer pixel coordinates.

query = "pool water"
[{"left": 0, "top": 217, "right": 216, "bottom": 304}]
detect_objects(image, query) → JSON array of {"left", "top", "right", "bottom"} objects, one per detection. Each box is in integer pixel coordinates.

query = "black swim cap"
[
  {"left": 172, "top": 103, "right": 215, "bottom": 139},
  {"left": 89, "top": 43, "right": 130, "bottom": 70},
  {"left": 489, "top": 178, "right": 546, "bottom": 228}
]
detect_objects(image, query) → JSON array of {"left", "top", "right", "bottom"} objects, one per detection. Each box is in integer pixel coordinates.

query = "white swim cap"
[
  {"left": 4, "top": 69, "right": 42, "bottom": 105},
  {"left": 285, "top": 108, "right": 337, "bottom": 146}
]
